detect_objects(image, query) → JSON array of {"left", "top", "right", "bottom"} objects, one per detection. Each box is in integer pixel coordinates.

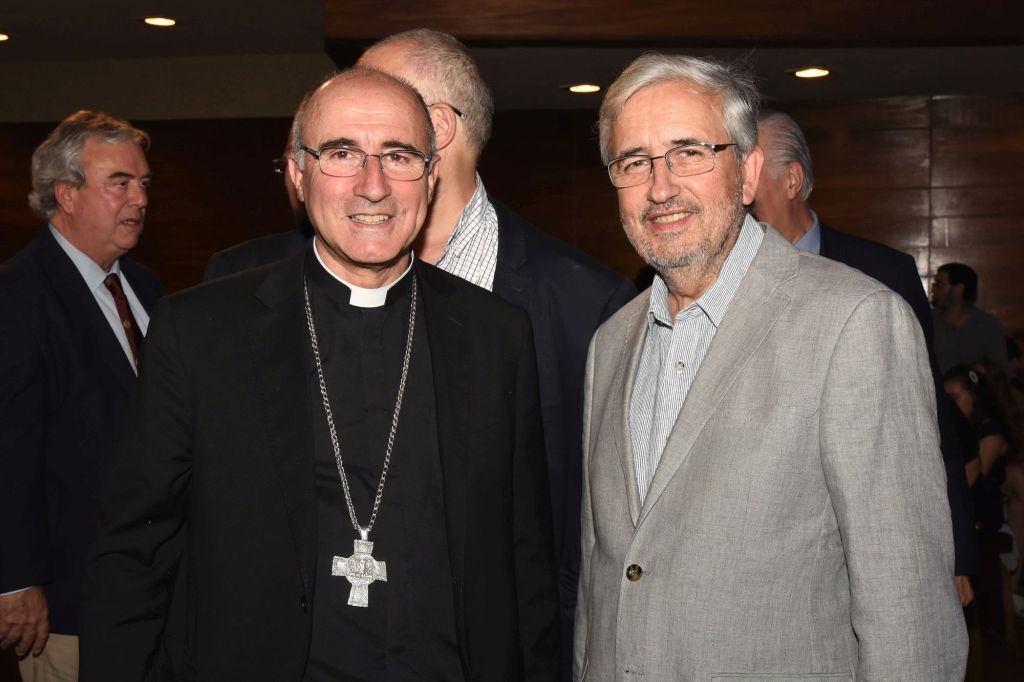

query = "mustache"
[{"left": 640, "top": 199, "right": 702, "bottom": 223}]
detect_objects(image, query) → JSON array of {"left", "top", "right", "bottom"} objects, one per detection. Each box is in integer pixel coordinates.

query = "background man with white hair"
[
  {"left": 0, "top": 110, "right": 162, "bottom": 681},
  {"left": 753, "top": 109, "right": 977, "bottom": 605}
]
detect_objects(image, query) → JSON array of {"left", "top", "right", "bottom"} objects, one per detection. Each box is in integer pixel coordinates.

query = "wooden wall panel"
[
  {"left": 932, "top": 128, "right": 1024, "bottom": 188},
  {"left": 932, "top": 185, "right": 1022, "bottom": 217},
  {"left": 3, "top": 94, "right": 1023, "bottom": 331}
]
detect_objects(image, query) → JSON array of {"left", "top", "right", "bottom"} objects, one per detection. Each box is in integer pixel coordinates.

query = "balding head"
[
  {"left": 290, "top": 67, "right": 436, "bottom": 172},
  {"left": 359, "top": 29, "right": 493, "bottom": 154}
]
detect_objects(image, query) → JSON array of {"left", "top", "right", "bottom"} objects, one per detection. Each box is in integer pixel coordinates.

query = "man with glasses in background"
[
  {"left": 81, "top": 68, "right": 559, "bottom": 682},
  {"left": 574, "top": 54, "right": 967, "bottom": 680}
]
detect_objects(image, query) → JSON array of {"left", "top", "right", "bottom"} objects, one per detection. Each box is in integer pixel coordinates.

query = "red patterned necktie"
[{"left": 103, "top": 273, "right": 143, "bottom": 367}]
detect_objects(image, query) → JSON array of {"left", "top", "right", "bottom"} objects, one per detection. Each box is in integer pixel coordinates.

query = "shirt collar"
[
  {"left": 793, "top": 209, "right": 821, "bottom": 255},
  {"left": 312, "top": 236, "right": 415, "bottom": 308},
  {"left": 647, "top": 213, "right": 764, "bottom": 328},
  {"left": 444, "top": 173, "right": 490, "bottom": 257},
  {"left": 48, "top": 223, "right": 121, "bottom": 291}
]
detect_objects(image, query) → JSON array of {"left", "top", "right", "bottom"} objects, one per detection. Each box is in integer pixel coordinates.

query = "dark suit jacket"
[
  {"left": 80, "top": 253, "right": 560, "bottom": 682},
  {"left": 0, "top": 226, "right": 162, "bottom": 634},
  {"left": 490, "top": 203, "right": 636, "bottom": 669},
  {"left": 819, "top": 222, "right": 976, "bottom": 574},
  {"left": 202, "top": 228, "right": 309, "bottom": 282}
]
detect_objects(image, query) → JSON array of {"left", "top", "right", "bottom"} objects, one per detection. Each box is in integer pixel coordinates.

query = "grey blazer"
[{"left": 574, "top": 226, "right": 967, "bottom": 681}]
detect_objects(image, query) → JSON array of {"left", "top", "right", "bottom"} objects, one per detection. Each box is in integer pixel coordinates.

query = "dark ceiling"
[{"left": 1, "top": 0, "right": 1021, "bottom": 112}]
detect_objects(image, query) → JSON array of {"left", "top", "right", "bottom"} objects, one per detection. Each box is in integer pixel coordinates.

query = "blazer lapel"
[
  {"left": 36, "top": 228, "right": 138, "bottom": 396},
  {"left": 638, "top": 229, "right": 798, "bottom": 527},
  {"left": 491, "top": 203, "right": 531, "bottom": 312},
  {"left": 416, "top": 262, "right": 471, "bottom": 653},
  {"left": 610, "top": 299, "right": 648, "bottom": 527},
  {"left": 247, "top": 254, "right": 317, "bottom": 593}
]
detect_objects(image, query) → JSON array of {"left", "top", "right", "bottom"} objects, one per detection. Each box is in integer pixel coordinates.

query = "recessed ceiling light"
[
  {"left": 793, "top": 67, "right": 830, "bottom": 79},
  {"left": 0, "top": 33, "right": 9, "bottom": 42},
  {"left": 567, "top": 83, "right": 601, "bottom": 94},
  {"left": 143, "top": 17, "right": 176, "bottom": 28}
]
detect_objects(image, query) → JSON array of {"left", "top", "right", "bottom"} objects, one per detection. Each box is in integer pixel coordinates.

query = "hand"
[
  {"left": 954, "top": 575, "right": 974, "bottom": 607},
  {"left": 0, "top": 586, "right": 49, "bottom": 657}
]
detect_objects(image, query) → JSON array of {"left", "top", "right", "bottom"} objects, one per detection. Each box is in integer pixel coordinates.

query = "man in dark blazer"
[
  {"left": 0, "top": 111, "right": 162, "bottom": 680},
  {"left": 81, "top": 68, "right": 558, "bottom": 681},
  {"left": 358, "top": 32, "right": 636, "bottom": 677},
  {"left": 753, "top": 110, "right": 977, "bottom": 600}
]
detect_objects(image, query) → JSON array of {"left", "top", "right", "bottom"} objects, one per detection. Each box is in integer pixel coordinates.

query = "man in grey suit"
[{"left": 574, "top": 54, "right": 967, "bottom": 681}]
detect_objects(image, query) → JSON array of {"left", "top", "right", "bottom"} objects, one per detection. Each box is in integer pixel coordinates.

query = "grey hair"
[
  {"left": 361, "top": 29, "right": 494, "bottom": 154},
  {"left": 757, "top": 110, "right": 814, "bottom": 201},
  {"left": 290, "top": 67, "right": 437, "bottom": 172},
  {"left": 598, "top": 53, "right": 760, "bottom": 165},
  {"left": 29, "top": 110, "right": 149, "bottom": 218}
]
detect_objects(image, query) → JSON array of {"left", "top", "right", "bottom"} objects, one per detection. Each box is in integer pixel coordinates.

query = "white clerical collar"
[{"left": 312, "top": 237, "right": 415, "bottom": 308}]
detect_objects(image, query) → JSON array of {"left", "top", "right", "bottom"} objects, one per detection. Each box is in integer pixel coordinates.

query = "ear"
[
  {"left": 785, "top": 161, "right": 805, "bottom": 201},
  {"left": 54, "top": 181, "right": 77, "bottom": 214},
  {"left": 287, "top": 155, "right": 306, "bottom": 203},
  {"left": 428, "top": 103, "right": 458, "bottom": 152},
  {"left": 740, "top": 145, "right": 765, "bottom": 206},
  {"left": 426, "top": 155, "right": 441, "bottom": 202}
]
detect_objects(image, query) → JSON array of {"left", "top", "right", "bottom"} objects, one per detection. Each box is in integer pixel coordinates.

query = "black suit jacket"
[
  {"left": 202, "top": 228, "right": 310, "bottom": 281},
  {"left": 0, "top": 227, "right": 162, "bottom": 634},
  {"left": 819, "top": 222, "right": 976, "bottom": 574},
  {"left": 80, "top": 253, "right": 560, "bottom": 681},
  {"left": 490, "top": 203, "right": 636, "bottom": 669}
]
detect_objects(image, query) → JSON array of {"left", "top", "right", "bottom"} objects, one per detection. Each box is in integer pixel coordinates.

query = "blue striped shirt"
[{"left": 629, "top": 215, "right": 764, "bottom": 502}]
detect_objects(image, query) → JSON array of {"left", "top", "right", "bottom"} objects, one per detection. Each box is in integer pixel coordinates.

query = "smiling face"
[
  {"left": 52, "top": 138, "right": 150, "bottom": 271},
  {"left": 289, "top": 72, "right": 437, "bottom": 286},
  {"left": 609, "top": 81, "right": 761, "bottom": 287}
]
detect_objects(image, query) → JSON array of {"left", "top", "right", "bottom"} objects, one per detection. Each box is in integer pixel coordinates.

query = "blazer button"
[
  {"left": 300, "top": 595, "right": 308, "bottom": 612},
  {"left": 626, "top": 564, "right": 643, "bottom": 581}
]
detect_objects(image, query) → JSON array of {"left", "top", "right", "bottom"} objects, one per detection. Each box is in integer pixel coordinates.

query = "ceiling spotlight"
[
  {"left": 143, "top": 17, "right": 177, "bottom": 27},
  {"left": 793, "top": 67, "right": 830, "bottom": 79},
  {"left": 567, "top": 83, "right": 601, "bottom": 94},
  {"left": 0, "top": 33, "right": 9, "bottom": 42}
]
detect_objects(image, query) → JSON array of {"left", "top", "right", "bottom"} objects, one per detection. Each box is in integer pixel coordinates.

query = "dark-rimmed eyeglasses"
[
  {"left": 299, "top": 145, "right": 433, "bottom": 181},
  {"left": 606, "top": 142, "right": 736, "bottom": 188},
  {"left": 272, "top": 157, "right": 287, "bottom": 175}
]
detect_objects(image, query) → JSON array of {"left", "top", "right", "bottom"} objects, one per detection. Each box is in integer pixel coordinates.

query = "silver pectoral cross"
[{"left": 332, "top": 535, "right": 387, "bottom": 607}]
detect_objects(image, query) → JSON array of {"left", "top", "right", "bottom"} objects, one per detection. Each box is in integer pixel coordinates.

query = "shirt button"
[
  {"left": 675, "top": 361, "right": 685, "bottom": 374},
  {"left": 626, "top": 564, "right": 643, "bottom": 581}
]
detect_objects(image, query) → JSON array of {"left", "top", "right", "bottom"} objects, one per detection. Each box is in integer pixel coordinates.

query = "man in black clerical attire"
[{"left": 80, "top": 68, "right": 560, "bottom": 681}]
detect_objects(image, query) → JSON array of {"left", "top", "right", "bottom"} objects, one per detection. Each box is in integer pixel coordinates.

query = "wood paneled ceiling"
[{"left": 324, "top": 0, "right": 1022, "bottom": 45}]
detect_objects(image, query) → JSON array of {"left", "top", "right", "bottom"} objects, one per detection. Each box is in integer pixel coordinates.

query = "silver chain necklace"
[{"left": 302, "top": 274, "right": 417, "bottom": 607}]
